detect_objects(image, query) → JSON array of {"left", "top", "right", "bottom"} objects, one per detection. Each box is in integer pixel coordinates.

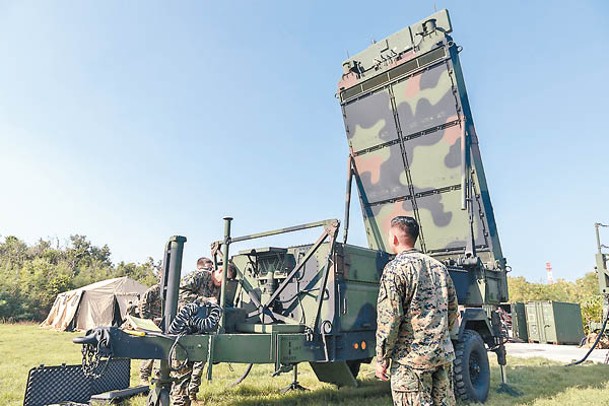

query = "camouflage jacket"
[
  {"left": 178, "top": 269, "right": 219, "bottom": 309},
  {"left": 140, "top": 283, "right": 162, "bottom": 322},
  {"left": 376, "top": 249, "right": 459, "bottom": 370}
]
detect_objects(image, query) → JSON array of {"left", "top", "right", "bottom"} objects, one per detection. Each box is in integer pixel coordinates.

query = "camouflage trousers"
[
  {"left": 390, "top": 362, "right": 455, "bottom": 406},
  {"left": 139, "top": 359, "right": 156, "bottom": 381},
  {"left": 170, "top": 360, "right": 207, "bottom": 406}
]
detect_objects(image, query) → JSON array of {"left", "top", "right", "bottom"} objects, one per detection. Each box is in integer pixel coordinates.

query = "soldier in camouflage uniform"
[
  {"left": 375, "top": 216, "right": 459, "bottom": 406},
  {"left": 171, "top": 257, "right": 220, "bottom": 406},
  {"left": 139, "top": 281, "right": 162, "bottom": 383}
]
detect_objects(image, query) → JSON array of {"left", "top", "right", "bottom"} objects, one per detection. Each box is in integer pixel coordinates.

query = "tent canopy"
[{"left": 41, "top": 276, "right": 148, "bottom": 331}]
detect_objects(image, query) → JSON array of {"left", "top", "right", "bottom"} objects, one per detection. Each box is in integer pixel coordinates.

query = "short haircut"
[
  {"left": 390, "top": 216, "right": 419, "bottom": 243},
  {"left": 197, "top": 257, "right": 213, "bottom": 269}
]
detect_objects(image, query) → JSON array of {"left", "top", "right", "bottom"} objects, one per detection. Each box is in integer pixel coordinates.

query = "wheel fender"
[{"left": 457, "top": 308, "right": 493, "bottom": 346}]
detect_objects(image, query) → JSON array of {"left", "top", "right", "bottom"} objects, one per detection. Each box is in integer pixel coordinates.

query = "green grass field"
[{"left": 3, "top": 323, "right": 609, "bottom": 405}]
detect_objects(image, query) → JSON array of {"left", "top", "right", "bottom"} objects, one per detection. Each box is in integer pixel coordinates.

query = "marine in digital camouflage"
[
  {"left": 170, "top": 359, "right": 205, "bottom": 405},
  {"left": 140, "top": 283, "right": 162, "bottom": 321},
  {"left": 189, "top": 361, "right": 206, "bottom": 399},
  {"left": 390, "top": 362, "right": 455, "bottom": 406},
  {"left": 376, "top": 249, "right": 458, "bottom": 369},
  {"left": 171, "top": 263, "right": 221, "bottom": 405},
  {"left": 139, "top": 283, "right": 162, "bottom": 382},
  {"left": 178, "top": 268, "right": 219, "bottom": 309},
  {"left": 170, "top": 359, "right": 195, "bottom": 406}
]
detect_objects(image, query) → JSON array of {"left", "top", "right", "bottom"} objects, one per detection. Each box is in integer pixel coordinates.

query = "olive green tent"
[{"left": 41, "top": 276, "right": 147, "bottom": 331}]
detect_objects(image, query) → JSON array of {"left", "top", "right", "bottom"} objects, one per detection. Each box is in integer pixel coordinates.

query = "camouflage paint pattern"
[
  {"left": 338, "top": 10, "right": 506, "bottom": 282},
  {"left": 230, "top": 240, "right": 387, "bottom": 338}
]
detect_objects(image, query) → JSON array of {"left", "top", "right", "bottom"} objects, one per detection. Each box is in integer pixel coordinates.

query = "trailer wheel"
[
  {"left": 346, "top": 360, "right": 361, "bottom": 378},
  {"left": 453, "top": 329, "right": 490, "bottom": 403}
]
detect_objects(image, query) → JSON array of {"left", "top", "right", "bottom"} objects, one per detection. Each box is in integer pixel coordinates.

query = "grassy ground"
[{"left": 3, "top": 323, "right": 609, "bottom": 405}]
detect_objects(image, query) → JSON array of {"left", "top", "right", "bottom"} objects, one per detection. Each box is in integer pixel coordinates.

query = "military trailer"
[{"left": 68, "top": 9, "right": 509, "bottom": 405}]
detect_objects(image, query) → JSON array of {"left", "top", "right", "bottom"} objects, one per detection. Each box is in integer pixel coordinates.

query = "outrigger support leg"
[{"left": 280, "top": 364, "right": 307, "bottom": 394}]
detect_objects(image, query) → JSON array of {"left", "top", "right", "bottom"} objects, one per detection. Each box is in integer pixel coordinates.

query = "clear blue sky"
[{"left": 1, "top": 1, "right": 607, "bottom": 283}]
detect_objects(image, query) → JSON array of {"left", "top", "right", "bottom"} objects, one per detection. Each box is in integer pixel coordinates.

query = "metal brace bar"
[
  {"left": 312, "top": 222, "right": 340, "bottom": 331},
  {"left": 260, "top": 221, "right": 338, "bottom": 310}
]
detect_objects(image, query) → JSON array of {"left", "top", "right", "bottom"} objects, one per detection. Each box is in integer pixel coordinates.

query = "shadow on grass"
[
  {"left": 485, "top": 359, "right": 609, "bottom": 406},
  {"left": 224, "top": 377, "right": 391, "bottom": 406},
  {"left": 221, "top": 359, "right": 609, "bottom": 406}
]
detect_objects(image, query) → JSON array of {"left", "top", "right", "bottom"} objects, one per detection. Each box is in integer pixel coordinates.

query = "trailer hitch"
[{"left": 73, "top": 327, "right": 113, "bottom": 379}]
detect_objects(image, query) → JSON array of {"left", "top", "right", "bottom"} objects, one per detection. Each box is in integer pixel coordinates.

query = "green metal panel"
[
  {"left": 336, "top": 244, "right": 388, "bottom": 332},
  {"left": 337, "top": 280, "right": 377, "bottom": 331},
  {"left": 309, "top": 361, "right": 358, "bottom": 388},
  {"left": 510, "top": 302, "right": 528, "bottom": 341},
  {"left": 213, "top": 333, "right": 325, "bottom": 364},
  {"left": 542, "top": 303, "right": 556, "bottom": 343},
  {"left": 339, "top": 244, "right": 387, "bottom": 283},
  {"left": 525, "top": 302, "right": 540, "bottom": 342},
  {"left": 525, "top": 301, "right": 584, "bottom": 344},
  {"left": 549, "top": 302, "right": 585, "bottom": 344}
]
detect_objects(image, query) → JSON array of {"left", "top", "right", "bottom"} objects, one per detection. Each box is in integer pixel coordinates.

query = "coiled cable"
[{"left": 168, "top": 301, "right": 222, "bottom": 335}]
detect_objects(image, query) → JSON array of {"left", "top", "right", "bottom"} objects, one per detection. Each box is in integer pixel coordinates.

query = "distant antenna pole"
[
  {"left": 595, "top": 222, "right": 609, "bottom": 253},
  {"left": 545, "top": 262, "right": 554, "bottom": 285}
]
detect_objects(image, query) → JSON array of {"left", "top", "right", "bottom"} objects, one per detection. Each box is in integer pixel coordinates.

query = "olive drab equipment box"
[{"left": 525, "top": 301, "right": 584, "bottom": 345}]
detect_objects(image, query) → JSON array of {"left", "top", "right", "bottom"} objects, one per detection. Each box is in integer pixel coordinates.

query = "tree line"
[
  {"left": 0, "top": 234, "right": 604, "bottom": 327},
  {"left": 0, "top": 235, "right": 158, "bottom": 322}
]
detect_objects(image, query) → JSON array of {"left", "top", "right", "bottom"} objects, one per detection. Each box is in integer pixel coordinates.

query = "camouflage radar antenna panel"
[{"left": 338, "top": 9, "right": 504, "bottom": 269}]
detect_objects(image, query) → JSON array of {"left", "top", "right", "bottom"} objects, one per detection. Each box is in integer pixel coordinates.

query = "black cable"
[
  {"left": 167, "top": 333, "right": 189, "bottom": 371},
  {"left": 229, "top": 364, "right": 254, "bottom": 387},
  {"left": 566, "top": 309, "right": 609, "bottom": 367},
  {"left": 165, "top": 302, "right": 222, "bottom": 371}
]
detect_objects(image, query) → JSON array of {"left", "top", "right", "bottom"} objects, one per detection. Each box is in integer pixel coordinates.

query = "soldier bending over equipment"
[
  {"left": 170, "top": 257, "right": 235, "bottom": 405},
  {"left": 139, "top": 278, "right": 162, "bottom": 384}
]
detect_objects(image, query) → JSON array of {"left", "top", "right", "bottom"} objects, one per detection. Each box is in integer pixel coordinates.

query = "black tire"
[
  {"left": 453, "top": 329, "right": 490, "bottom": 403},
  {"left": 346, "top": 360, "right": 361, "bottom": 378}
]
